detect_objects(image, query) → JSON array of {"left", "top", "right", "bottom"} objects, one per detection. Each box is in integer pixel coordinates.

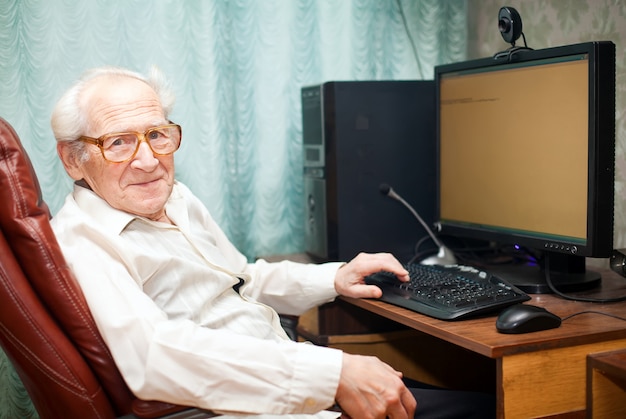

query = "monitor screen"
[{"left": 435, "top": 41, "right": 615, "bottom": 293}]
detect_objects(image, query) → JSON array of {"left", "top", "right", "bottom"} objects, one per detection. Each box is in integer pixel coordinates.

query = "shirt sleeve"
[
  {"left": 51, "top": 191, "right": 344, "bottom": 416},
  {"left": 241, "top": 259, "right": 343, "bottom": 316}
]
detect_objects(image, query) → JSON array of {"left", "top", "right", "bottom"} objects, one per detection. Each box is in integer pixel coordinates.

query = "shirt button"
[{"left": 305, "top": 397, "right": 316, "bottom": 407}]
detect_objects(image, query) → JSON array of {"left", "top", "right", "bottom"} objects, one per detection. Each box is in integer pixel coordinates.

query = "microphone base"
[{"left": 419, "top": 247, "right": 457, "bottom": 266}]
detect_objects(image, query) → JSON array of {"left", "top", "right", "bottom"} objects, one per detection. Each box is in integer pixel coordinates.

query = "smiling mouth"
[{"left": 132, "top": 178, "right": 161, "bottom": 187}]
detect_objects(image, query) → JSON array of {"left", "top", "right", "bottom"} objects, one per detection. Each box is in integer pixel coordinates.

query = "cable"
[
  {"left": 520, "top": 32, "right": 529, "bottom": 48},
  {"left": 544, "top": 256, "right": 626, "bottom": 303},
  {"left": 561, "top": 310, "right": 626, "bottom": 323},
  {"left": 395, "top": 0, "right": 424, "bottom": 79}
]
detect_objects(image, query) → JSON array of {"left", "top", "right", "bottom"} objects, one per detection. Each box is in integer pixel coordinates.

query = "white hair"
[{"left": 50, "top": 66, "right": 176, "bottom": 160}]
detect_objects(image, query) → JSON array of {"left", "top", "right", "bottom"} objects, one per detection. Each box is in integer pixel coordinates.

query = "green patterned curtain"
[{"left": 0, "top": 1, "right": 466, "bottom": 417}]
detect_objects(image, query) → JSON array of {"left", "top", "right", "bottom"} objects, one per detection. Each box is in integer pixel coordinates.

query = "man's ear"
[{"left": 56, "top": 142, "right": 85, "bottom": 181}]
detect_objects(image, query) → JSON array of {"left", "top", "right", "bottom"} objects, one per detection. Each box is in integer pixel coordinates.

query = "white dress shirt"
[{"left": 51, "top": 181, "right": 344, "bottom": 418}]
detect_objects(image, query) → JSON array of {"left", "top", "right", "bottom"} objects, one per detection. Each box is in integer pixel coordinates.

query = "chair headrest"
[{"left": 0, "top": 118, "right": 50, "bottom": 220}]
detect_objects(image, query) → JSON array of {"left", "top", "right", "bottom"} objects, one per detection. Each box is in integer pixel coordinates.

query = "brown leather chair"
[{"left": 0, "top": 117, "right": 214, "bottom": 418}]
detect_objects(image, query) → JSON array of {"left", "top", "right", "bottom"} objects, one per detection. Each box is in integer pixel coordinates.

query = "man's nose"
[{"left": 131, "top": 141, "right": 159, "bottom": 167}]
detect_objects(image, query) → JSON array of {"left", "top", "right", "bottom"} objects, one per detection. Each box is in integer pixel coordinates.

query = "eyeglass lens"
[{"left": 101, "top": 125, "right": 180, "bottom": 162}]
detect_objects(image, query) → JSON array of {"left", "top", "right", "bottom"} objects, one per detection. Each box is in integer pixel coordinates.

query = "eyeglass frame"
[{"left": 77, "top": 122, "right": 182, "bottom": 163}]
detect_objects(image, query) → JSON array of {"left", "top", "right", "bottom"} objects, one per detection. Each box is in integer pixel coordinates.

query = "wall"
[{"left": 466, "top": 0, "right": 626, "bottom": 266}]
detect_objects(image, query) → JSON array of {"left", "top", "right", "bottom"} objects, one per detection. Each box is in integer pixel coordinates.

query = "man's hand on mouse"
[
  {"left": 336, "top": 353, "right": 416, "bottom": 419},
  {"left": 333, "top": 252, "right": 410, "bottom": 299}
]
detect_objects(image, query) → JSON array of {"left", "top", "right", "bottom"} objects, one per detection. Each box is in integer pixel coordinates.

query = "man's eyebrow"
[{"left": 109, "top": 121, "right": 169, "bottom": 133}]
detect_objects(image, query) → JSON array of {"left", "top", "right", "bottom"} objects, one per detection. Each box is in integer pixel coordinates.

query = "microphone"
[{"left": 379, "top": 183, "right": 457, "bottom": 265}]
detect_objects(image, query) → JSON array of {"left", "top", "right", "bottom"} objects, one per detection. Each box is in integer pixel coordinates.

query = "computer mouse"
[{"left": 496, "top": 304, "right": 561, "bottom": 334}]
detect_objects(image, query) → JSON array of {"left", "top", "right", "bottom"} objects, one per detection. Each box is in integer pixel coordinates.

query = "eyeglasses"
[{"left": 78, "top": 123, "right": 182, "bottom": 163}]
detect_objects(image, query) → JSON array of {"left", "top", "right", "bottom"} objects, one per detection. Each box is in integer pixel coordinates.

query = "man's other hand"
[{"left": 336, "top": 353, "right": 416, "bottom": 419}]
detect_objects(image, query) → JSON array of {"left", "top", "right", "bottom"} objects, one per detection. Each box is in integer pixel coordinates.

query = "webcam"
[
  {"left": 498, "top": 7, "right": 523, "bottom": 45},
  {"left": 494, "top": 6, "right": 532, "bottom": 60}
]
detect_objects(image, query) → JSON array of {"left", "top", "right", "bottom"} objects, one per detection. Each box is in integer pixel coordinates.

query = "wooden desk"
[{"left": 333, "top": 270, "right": 626, "bottom": 419}]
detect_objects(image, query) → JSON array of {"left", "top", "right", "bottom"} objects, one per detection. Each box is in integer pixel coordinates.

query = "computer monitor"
[{"left": 434, "top": 41, "right": 615, "bottom": 293}]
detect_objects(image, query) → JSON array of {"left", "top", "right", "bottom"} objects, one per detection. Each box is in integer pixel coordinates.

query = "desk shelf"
[{"left": 587, "top": 349, "right": 626, "bottom": 418}]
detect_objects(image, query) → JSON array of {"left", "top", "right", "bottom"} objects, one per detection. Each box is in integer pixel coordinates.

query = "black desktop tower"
[{"left": 302, "top": 81, "right": 436, "bottom": 263}]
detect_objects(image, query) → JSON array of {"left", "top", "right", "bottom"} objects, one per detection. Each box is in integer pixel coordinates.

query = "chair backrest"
[{"left": 0, "top": 117, "right": 189, "bottom": 418}]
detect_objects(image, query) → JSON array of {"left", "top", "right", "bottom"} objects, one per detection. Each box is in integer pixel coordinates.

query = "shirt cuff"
[
  {"left": 303, "top": 261, "right": 344, "bottom": 302},
  {"left": 289, "top": 342, "right": 343, "bottom": 414}
]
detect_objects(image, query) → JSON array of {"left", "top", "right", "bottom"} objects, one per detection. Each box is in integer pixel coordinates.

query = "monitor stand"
[{"left": 487, "top": 252, "right": 601, "bottom": 294}]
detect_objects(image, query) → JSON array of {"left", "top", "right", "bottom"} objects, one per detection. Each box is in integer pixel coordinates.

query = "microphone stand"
[{"left": 379, "top": 183, "right": 457, "bottom": 265}]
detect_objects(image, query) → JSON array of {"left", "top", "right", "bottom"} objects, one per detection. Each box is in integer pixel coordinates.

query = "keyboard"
[{"left": 364, "top": 263, "right": 530, "bottom": 320}]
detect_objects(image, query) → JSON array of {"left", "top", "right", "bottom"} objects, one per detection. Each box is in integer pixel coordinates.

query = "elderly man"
[{"left": 50, "top": 66, "right": 493, "bottom": 419}]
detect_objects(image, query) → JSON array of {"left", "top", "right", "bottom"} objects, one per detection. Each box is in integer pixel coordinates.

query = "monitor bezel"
[{"left": 434, "top": 41, "right": 615, "bottom": 260}]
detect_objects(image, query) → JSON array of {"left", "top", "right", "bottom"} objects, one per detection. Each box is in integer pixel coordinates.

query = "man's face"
[{"left": 60, "top": 75, "right": 175, "bottom": 221}]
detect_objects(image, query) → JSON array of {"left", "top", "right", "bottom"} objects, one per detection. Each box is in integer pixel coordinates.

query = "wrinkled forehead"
[{"left": 80, "top": 75, "right": 165, "bottom": 136}]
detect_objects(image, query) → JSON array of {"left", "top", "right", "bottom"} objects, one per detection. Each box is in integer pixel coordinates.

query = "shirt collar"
[{"left": 72, "top": 181, "right": 188, "bottom": 235}]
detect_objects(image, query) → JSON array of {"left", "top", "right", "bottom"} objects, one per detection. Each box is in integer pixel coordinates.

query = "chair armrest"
[{"left": 129, "top": 399, "right": 218, "bottom": 418}]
